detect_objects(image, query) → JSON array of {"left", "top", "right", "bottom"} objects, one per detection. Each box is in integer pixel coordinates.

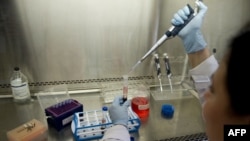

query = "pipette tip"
[
  {"left": 167, "top": 77, "right": 173, "bottom": 93},
  {"left": 128, "top": 61, "right": 141, "bottom": 75},
  {"left": 159, "top": 78, "right": 163, "bottom": 92}
]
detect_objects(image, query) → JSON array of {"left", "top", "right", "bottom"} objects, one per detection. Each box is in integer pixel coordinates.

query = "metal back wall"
[
  {"left": 157, "top": 0, "right": 250, "bottom": 61},
  {"left": 0, "top": 0, "right": 159, "bottom": 85},
  {"left": 1, "top": 0, "right": 250, "bottom": 87}
]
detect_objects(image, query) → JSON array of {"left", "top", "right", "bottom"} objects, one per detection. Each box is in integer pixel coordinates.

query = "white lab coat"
[
  {"left": 101, "top": 55, "right": 219, "bottom": 141},
  {"left": 101, "top": 125, "right": 130, "bottom": 141}
]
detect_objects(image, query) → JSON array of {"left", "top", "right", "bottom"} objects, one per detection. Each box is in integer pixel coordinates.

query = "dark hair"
[{"left": 227, "top": 22, "right": 250, "bottom": 115}]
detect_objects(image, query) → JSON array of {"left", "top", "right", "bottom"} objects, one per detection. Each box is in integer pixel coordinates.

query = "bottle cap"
[
  {"left": 161, "top": 104, "right": 174, "bottom": 118},
  {"left": 14, "top": 67, "right": 20, "bottom": 71},
  {"left": 102, "top": 106, "right": 108, "bottom": 111}
]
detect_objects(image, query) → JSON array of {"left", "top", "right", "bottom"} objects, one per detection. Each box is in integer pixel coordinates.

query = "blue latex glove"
[
  {"left": 109, "top": 96, "right": 131, "bottom": 127},
  {"left": 171, "top": 1, "right": 208, "bottom": 53}
]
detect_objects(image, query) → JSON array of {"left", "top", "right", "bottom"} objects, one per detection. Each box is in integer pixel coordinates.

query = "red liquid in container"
[{"left": 131, "top": 97, "right": 149, "bottom": 120}]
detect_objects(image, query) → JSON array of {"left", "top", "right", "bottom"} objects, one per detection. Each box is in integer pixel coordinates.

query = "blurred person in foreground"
[{"left": 101, "top": 1, "right": 250, "bottom": 141}]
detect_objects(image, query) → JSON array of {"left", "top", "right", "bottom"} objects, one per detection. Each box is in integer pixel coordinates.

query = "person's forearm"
[
  {"left": 188, "top": 48, "right": 211, "bottom": 68},
  {"left": 102, "top": 125, "right": 130, "bottom": 141}
]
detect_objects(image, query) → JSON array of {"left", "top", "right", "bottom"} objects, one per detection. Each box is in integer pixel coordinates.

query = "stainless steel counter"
[{"left": 0, "top": 88, "right": 205, "bottom": 141}]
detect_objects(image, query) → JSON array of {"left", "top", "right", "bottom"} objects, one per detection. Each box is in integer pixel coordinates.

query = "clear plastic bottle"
[{"left": 10, "top": 67, "right": 31, "bottom": 103}]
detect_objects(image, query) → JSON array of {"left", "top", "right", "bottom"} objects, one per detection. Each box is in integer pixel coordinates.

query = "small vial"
[
  {"left": 122, "top": 75, "right": 128, "bottom": 102},
  {"left": 101, "top": 106, "right": 108, "bottom": 132}
]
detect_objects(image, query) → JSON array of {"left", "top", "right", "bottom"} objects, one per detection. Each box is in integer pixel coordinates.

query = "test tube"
[
  {"left": 122, "top": 75, "right": 128, "bottom": 102},
  {"left": 101, "top": 106, "right": 108, "bottom": 132}
]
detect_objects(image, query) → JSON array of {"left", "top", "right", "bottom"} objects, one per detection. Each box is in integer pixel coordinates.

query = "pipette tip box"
[
  {"left": 45, "top": 99, "right": 83, "bottom": 131},
  {"left": 71, "top": 107, "right": 141, "bottom": 141},
  {"left": 36, "top": 84, "right": 84, "bottom": 131},
  {"left": 6, "top": 119, "right": 48, "bottom": 141}
]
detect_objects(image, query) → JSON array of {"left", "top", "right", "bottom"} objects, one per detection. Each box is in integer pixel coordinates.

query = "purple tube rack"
[{"left": 45, "top": 99, "right": 83, "bottom": 131}]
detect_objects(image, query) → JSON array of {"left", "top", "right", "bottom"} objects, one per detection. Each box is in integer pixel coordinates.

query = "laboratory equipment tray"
[{"left": 71, "top": 107, "right": 141, "bottom": 141}]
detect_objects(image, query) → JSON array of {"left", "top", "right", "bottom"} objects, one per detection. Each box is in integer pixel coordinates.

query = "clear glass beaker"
[{"left": 131, "top": 84, "right": 150, "bottom": 121}]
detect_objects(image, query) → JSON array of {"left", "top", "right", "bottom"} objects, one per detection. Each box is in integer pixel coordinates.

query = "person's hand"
[
  {"left": 171, "top": 1, "right": 208, "bottom": 53},
  {"left": 109, "top": 95, "right": 131, "bottom": 127}
]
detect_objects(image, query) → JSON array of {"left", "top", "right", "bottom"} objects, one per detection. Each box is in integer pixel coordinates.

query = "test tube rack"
[
  {"left": 72, "top": 107, "right": 141, "bottom": 141},
  {"left": 45, "top": 99, "right": 83, "bottom": 131}
]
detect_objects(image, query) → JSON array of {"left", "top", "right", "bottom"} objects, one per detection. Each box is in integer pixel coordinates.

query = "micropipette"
[
  {"left": 154, "top": 54, "right": 161, "bottom": 79},
  {"left": 163, "top": 53, "right": 171, "bottom": 78},
  {"left": 154, "top": 54, "right": 163, "bottom": 91},
  {"left": 122, "top": 75, "right": 128, "bottom": 103},
  {"left": 128, "top": 1, "right": 200, "bottom": 75},
  {"left": 163, "top": 53, "right": 173, "bottom": 93}
]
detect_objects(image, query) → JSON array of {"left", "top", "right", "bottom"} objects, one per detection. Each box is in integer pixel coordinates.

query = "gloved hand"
[
  {"left": 171, "top": 1, "right": 208, "bottom": 53},
  {"left": 109, "top": 95, "right": 131, "bottom": 127}
]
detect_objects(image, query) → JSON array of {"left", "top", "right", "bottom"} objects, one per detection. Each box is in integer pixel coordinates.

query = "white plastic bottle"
[{"left": 10, "top": 67, "right": 31, "bottom": 103}]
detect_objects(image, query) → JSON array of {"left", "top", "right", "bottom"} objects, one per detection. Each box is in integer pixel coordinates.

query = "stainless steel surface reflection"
[{"left": 0, "top": 89, "right": 205, "bottom": 141}]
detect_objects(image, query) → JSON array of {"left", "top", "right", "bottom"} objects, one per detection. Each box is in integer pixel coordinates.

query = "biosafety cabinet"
[{"left": 0, "top": 0, "right": 250, "bottom": 141}]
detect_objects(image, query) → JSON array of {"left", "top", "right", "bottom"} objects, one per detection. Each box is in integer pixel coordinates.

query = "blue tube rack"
[{"left": 71, "top": 107, "right": 141, "bottom": 141}]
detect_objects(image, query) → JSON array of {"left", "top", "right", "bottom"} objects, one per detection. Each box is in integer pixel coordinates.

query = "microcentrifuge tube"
[
  {"left": 101, "top": 106, "right": 108, "bottom": 132},
  {"left": 122, "top": 75, "right": 128, "bottom": 102}
]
